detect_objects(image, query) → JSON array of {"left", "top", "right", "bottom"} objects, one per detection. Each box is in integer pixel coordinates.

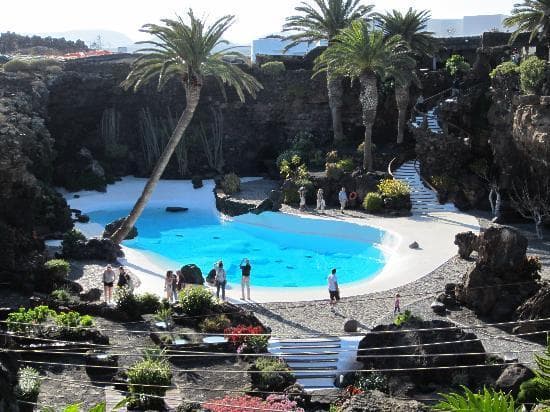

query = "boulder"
[
  {"left": 192, "top": 176, "right": 203, "bottom": 189},
  {"left": 477, "top": 226, "right": 527, "bottom": 272},
  {"left": 77, "top": 214, "right": 90, "bottom": 223},
  {"left": 179, "top": 264, "right": 204, "bottom": 285},
  {"left": 409, "top": 241, "right": 419, "bottom": 249},
  {"left": 454, "top": 231, "right": 478, "bottom": 259},
  {"left": 495, "top": 364, "right": 535, "bottom": 396},
  {"left": 357, "top": 320, "right": 486, "bottom": 388},
  {"left": 102, "top": 218, "right": 138, "bottom": 240},
  {"left": 250, "top": 198, "right": 273, "bottom": 215},
  {"left": 269, "top": 189, "right": 283, "bottom": 211},
  {"left": 430, "top": 301, "right": 447, "bottom": 315},
  {"left": 516, "top": 284, "right": 550, "bottom": 320},
  {"left": 165, "top": 207, "right": 189, "bottom": 213},
  {"left": 83, "top": 238, "right": 123, "bottom": 262},
  {"left": 340, "top": 390, "right": 429, "bottom": 412},
  {"left": 206, "top": 269, "right": 216, "bottom": 285},
  {"left": 344, "top": 319, "right": 359, "bottom": 333}
]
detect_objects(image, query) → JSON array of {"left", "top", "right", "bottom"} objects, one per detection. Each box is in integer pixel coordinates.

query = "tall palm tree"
[
  {"left": 504, "top": 0, "right": 550, "bottom": 62},
  {"left": 283, "top": 0, "right": 374, "bottom": 144},
  {"left": 314, "top": 20, "right": 415, "bottom": 170},
  {"left": 111, "top": 11, "right": 262, "bottom": 244},
  {"left": 375, "top": 8, "right": 435, "bottom": 144}
]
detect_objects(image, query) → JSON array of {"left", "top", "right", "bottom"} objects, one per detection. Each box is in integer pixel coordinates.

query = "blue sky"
[{"left": 1, "top": 0, "right": 517, "bottom": 44}]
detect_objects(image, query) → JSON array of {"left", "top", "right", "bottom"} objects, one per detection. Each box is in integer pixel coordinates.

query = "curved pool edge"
[{"left": 65, "top": 177, "right": 480, "bottom": 303}]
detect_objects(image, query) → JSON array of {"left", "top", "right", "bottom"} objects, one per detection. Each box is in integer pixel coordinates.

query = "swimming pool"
[{"left": 87, "top": 209, "right": 389, "bottom": 288}]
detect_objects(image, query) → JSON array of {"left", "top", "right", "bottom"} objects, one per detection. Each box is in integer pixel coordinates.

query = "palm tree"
[
  {"left": 111, "top": 11, "right": 262, "bottom": 244},
  {"left": 283, "top": 0, "right": 374, "bottom": 144},
  {"left": 503, "top": 0, "right": 550, "bottom": 62},
  {"left": 314, "top": 20, "right": 415, "bottom": 170},
  {"left": 375, "top": 8, "right": 435, "bottom": 144}
]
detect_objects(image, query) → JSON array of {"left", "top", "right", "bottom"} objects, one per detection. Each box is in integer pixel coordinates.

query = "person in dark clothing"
[
  {"left": 117, "top": 266, "right": 129, "bottom": 288},
  {"left": 240, "top": 258, "right": 252, "bottom": 300}
]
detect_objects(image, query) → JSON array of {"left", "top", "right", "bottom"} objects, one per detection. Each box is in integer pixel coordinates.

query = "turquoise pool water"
[{"left": 87, "top": 209, "right": 388, "bottom": 288}]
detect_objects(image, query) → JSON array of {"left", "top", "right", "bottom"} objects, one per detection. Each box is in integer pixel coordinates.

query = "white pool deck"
[{"left": 61, "top": 177, "right": 479, "bottom": 304}]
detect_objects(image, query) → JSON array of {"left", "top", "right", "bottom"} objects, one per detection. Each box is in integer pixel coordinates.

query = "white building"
[
  {"left": 251, "top": 37, "right": 327, "bottom": 63},
  {"left": 427, "top": 14, "right": 510, "bottom": 37}
]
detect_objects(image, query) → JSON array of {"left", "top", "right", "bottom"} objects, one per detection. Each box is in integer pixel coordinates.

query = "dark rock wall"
[
  {"left": 0, "top": 72, "right": 72, "bottom": 284},
  {"left": 46, "top": 55, "right": 400, "bottom": 190}
]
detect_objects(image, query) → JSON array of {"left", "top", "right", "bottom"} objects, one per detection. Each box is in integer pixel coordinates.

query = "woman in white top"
[
  {"left": 102, "top": 264, "right": 115, "bottom": 304},
  {"left": 338, "top": 187, "right": 348, "bottom": 212},
  {"left": 215, "top": 261, "right": 227, "bottom": 301}
]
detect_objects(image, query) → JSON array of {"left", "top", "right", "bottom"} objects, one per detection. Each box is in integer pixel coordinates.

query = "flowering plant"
[
  {"left": 203, "top": 394, "right": 304, "bottom": 412},
  {"left": 224, "top": 324, "right": 267, "bottom": 353}
]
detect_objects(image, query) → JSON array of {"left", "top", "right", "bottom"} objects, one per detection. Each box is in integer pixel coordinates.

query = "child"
[{"left": 394, "top": 293, "right": 401, "bottom": 315}]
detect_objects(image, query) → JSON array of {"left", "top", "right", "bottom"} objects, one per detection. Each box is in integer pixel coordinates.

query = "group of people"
[
  {"left": 211, "top": 258, "right": 252, "bottom": 301},
  {"left": 164, "top": 270, "right": 187, "bottom": 303},
  {"left": 102, "top": 264, "right": 133, "bottom": 304},
  {"left": 298, "top": 186, "right": 350, "bottom": 213}
]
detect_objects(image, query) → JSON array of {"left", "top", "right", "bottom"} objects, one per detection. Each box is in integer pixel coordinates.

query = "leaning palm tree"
[
  {"left": 283, "top": 0, "right": 374, "bottom": 144},
  {"left": 314, "top": 20, "right": 415, "bottom": 170},
  {"left": 375, "top": 8, "right": 435, "bottom": 144},
  {"left": 111, "top": 11, "right": 262, "bottom": 244},
  {"left": 503, "top": 0, "right": 550, "bottom": 62}
]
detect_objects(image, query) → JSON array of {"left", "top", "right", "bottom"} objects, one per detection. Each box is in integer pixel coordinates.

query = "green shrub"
[
  {"left": 28, "top": 58, "right": 61, "bottom": 71},
  {"left": 326, "top": 150, "right": 339, "bottom": 163},
  {"left": 178, "top": 286, "right": 214, "bottom": 316},
  {"left": 45, "top": 65, "right": 63, "bottom": 74},
  {"left": 260, "top": 61, "right": 286, "bottom": 76},
  {"left": 489, "top": 61, "right": 519, "bottom": 79},
  {"left": 127, "top": 358, "right": 172, "bottom": 409},
  {"left": 62, "top": 229, "right": 86, "bottom": 257},
  {"left": 355, "top": 372, "right": 388, "bottom": 392},
  {"left": 519, "top": 56, "right": 547, "bottom": 94},
  {"left": 517, "top": 376, "right": 550, "bottom": 404},
  {"left": 393, "top": 310, "right": 421, "bottom": 327},
  {"left": 154, "top": 307, "right": 173, "bottom": 329},
  {"left": 44, "top": 259, "right": 70, "bottom": 283},
  {"left": 136, "top": 293, "right": 160, "bottom": 314},
  {"left": 378, "top": 179, "right": 410, "bottom": 198},
  {"left": 114, "top": 286, "right": 140, "bottom": 318},
  {"left": 363, "top": 192, "right": 384, "bottom": 213},
  {"left": 254, "top": 357, "right": 295, "bottom": 391},
  {"left": 199, "top": 314, "right": 231, "bottom": 333},
  {"left": 282, "top": 178, "right": 313, "bottom": 205},
  {"left": 445, "top": 54, "right": 471, "bottom": 76},
  {"left": 15, "top": 366, "right": 41, "bottom": 401},
  {"left": 242, "top": 335, "right": 269, "bottom": 354},
  {"left": 276, "top": 150, "right": 302, "bottom": 168},
  {"left": 50, "top": 288, "right": 78, "bottom": 305},
  {"left": 336, "top": 158, "right": 354, "bottom": 172},
  {"left": 55, "top": 311, "right": 94, "bottom": 329},
  {"left": 325, "top": 162, "right": 344, "bottom": 180},
  {"left": 434, "top": 386, "right": 516, "bottom": 411},
  {"left": 7, "top": 306, "right": 55, "bottom": 333},
  {"left": 279, "top": 155, "right": 309, "bottom": 181},
  {"left": 3, "top": 59, "right": 30, "bottom": 72},
  {"left": 221, "top": 173, "right": 241, "bottom": 195}
]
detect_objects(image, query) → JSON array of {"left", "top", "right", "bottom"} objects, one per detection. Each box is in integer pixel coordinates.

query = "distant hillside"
[
  {"left": 36, "top": 30, "right": 137, "bottom": 51},
  {"left": 0, "top": 32, "right": 88, "bottom": 55}
]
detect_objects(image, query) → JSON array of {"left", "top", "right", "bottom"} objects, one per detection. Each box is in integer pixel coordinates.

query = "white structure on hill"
[
  {"left": 427, "top": 14, "right": 509, "bottom": 37},
  {"left": 251, "top": 37, "right": 327, "bottom": 63}
]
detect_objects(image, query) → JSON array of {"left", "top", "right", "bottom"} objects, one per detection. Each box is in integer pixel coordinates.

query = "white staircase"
[
  {"left": 393, "top": 161, "right": 455, "bottom": 214},
  {"left": 268, "top": 336, "right": 363, "bottom": 391},
  {"left": 412, "top": 109, "right": 443, "bottom": 134}
]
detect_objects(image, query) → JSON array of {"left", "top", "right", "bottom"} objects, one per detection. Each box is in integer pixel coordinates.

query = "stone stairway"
[
  {"left": 412, "top": 109, "right": 443, "bottom": 134},
  {"left": 268, "top": 336, "right": 363, "bottom": 391},
  {"left": 393, "top": 160, "right": 455, "bottom": 214}
]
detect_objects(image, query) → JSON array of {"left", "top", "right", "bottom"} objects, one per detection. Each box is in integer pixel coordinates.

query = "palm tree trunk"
[
  {"left": 395, "top": 83, "right": 410, "bottom": 145},
  {"left": 359, "top": 72, "right": 378, "bottom": 171},
  {"left": 111, "top": 85, "right": 202, "bottom": 244},
  {"left": 327, "top": 72, "right": 345, "bottom": 144}
]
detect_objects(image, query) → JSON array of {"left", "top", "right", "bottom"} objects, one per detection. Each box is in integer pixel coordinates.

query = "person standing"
[
  {"left": 328, "top": 268, "right": 340, "bottom": 311},
  {"left": 316, "top": 188, "right": 326, "bottom": 213},
  {"left": 215, "top": 261, "right": 227, "bottom": 301},
  {"left": 171, "top": 271, "right": 179, "bottom": 302},
  {"left": 298, "top": 186, "right": 307, "bottom": 211},
  {"left": 164, "top": 271, "right": 175, "bottom": 302},
  {"left": 102, "top": 264, "right": 115, "bottom": 304},
  {"left": 240, "top": 258, "right": 252, "bottom": 300},
  {"left": 338, "top": 187, "right": 348, "bottom": 213},
  {"left": 394, "top": 293, "right": 401, "bottom": 315},
  {"left": 176, "top": 270, "right": 185, "bottom": 291},
  {"left": 117, "top": 266, "right": 129, "bottom": 288}
]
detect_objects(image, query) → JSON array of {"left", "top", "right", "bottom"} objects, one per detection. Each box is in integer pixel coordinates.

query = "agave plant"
[{"left": 433, "top": 386, "right": 516, "bottom": 412}]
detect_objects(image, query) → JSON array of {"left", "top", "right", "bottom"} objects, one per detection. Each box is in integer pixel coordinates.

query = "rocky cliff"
[
  {"left": 0, "top": 71, "right": 72, "bottom": 285},
  {"left": 46, "top": 55, "right": 401, "bottom": 191}
]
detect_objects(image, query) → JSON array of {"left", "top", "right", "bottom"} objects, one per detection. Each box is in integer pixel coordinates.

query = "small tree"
[
  {"left": 445, "top": 54, "right": 471, "bottom": 77},
  {"left": 519, "top": 55, "right": 547, "bottom": 94},
  {"left": 510, "top": 176, "right": 550, "bottom": 239}
]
